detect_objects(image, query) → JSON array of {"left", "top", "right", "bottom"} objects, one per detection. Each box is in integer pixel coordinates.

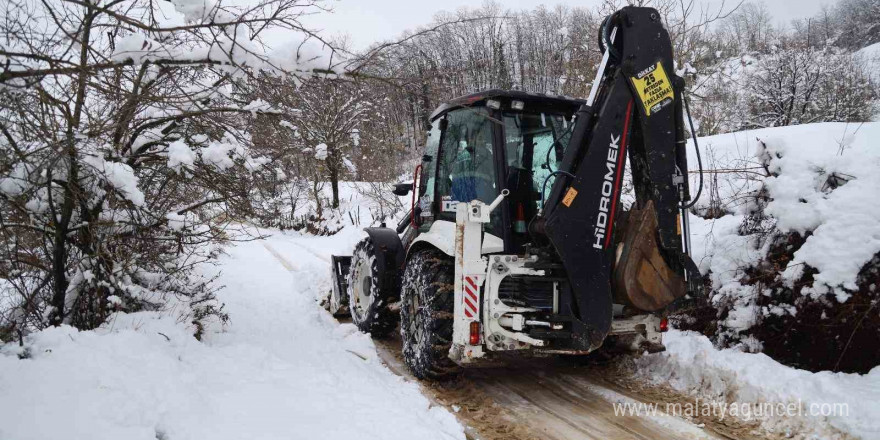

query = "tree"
[
  {"left": 286, "top": 77, "right": 372, "bottom": 209},
  {"left": 829, "top": 0, "right": 880, "bottom": 50},
  {"left": 0, "top": 0, "right": 341, "bottom": 335},
  {"left": 745, "top": 47, "right": 875, "bottom": 128},
  {"left": 717, "top": 2, "right": 773, "bottom": 53}
]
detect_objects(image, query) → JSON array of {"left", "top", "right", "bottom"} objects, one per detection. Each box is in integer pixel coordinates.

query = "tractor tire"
[
  {"left": 400, "top": 247, "right": 460, "bottom": 380},
  {"left": 347, "top": 238, "right": 398, "bottom": 337}
]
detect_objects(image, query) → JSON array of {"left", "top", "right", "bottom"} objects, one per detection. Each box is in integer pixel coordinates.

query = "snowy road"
[
  {"left": 261, "top": 232, "right": 732, "bottom": 440},
  {"left": 373, "top": 335, "right": 729, "bottom": 440}
]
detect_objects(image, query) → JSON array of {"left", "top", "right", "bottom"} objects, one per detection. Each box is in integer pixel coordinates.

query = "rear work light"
[
  {"left": 511, "top": 100, "right": 525, "bottom": 110},
  {"left": 469, "top": 321, "right": 481, "bottom": 345},
  {"left": 659, "top": 317, "right": 669, "bottom": 332}
]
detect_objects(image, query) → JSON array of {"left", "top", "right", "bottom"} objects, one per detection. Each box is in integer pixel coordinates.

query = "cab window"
[{"left": 502, "top": 111, "right": 572, "bottom": 212}]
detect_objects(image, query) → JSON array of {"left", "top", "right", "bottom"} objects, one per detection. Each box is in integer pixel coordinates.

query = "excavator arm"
[{"left": 539, "top": 7, "right": 702, "bottom": 350}]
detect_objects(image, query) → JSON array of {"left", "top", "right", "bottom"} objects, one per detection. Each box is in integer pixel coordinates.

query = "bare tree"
[
  {"left": 717, "top": 2, "right": 773, "bottom": 53},
  {"left": 294, "top": 78, "right": 371, "bottom": 208}
]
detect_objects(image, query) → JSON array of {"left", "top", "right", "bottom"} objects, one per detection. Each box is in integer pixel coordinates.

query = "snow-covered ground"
[{"left": 0, "top": 221, "right": 463, "bottom": 440}]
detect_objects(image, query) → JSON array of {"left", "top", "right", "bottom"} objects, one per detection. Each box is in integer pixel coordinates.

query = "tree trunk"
[
  {"left": 312, "top": 180, "right": 323, "bottom": 218},
  {"left": 50, "top": 6, "right": 94, "bottom": 325},
  {"left": 330, "top": 167, "right": 340, "bottom": 209}
]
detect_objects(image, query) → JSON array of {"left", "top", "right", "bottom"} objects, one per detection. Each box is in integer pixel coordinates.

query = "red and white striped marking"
[{"left": 463, "top": 276, "right": 479, "bottom": 318}]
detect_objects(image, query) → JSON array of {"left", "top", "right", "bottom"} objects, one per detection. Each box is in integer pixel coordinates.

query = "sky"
[{"left": 298, "top": 0, "right": 834, "bottom": 51}]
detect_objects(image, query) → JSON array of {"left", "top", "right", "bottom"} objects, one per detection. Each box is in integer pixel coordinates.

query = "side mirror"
[{"left": 392, "top": 182, "right": 412, "bottom": 196}]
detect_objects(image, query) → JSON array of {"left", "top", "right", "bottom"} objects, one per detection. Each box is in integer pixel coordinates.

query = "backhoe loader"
[{"left": 329, "top": 6, "right": 703, "bottom": 379}]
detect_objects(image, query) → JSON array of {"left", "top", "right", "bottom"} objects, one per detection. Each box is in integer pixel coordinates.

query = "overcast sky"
[{"left": 296, "top": 0, "right": 835, "bottom": 51}]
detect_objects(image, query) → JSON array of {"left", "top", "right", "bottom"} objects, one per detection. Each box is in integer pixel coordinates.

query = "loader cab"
[{"left": 414, "top": 90, "right": 584, "bottom": 253}]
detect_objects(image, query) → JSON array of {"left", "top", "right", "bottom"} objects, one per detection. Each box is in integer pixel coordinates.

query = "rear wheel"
[
  {"left": 347, "top": 238, "right": 398, "bottom": 337},
  {"left": 400, "top": 247, "right": 460, "bottom": 380}
]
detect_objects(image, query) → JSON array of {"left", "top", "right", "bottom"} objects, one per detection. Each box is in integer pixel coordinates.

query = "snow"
[
  {"left": 689, "top": 214, "right": 763, "bottom": 288},
  {"left": 314, "top": 143, "right": 329, "bottom": 160},
  {"left": 242, "top": 99, "right": 274, "bottom": 114},
  {"left": 857, "top": 42, "right": 880, "bottom": 59},
  {"left": 350, "top": 128, "right": 360, "bottom": 147},
  {"left": 169, "top": 0, "right": 215, "bottom": 23},
  {"left": 0, "top": 226, "right": 464, "bottom": 440},
  {"left": 165, "top": 212, "right": 186, "bottom": 231},
  {"left": 166, "top": 140, "right": 196, "bottom": 171},
  {"left": 269, "top": 35, "right": 348, "bottom": 74},
  {"left": 856, "top": 42, "right": 880, "bottom": 82},
  {"left": 83, "top": 155, "right": 146, "bottom": 206},
  {"left": 686, "top": 122, "right": 880, "bottom": 297},
  {"left": 635, "top": 330, "right": 880, "bottom": 439},
  {"left": 111, "top": 34, "right": 172, "bottom": 65},
  {"left": 200, "top": 140, "right": 236, "bottom": 170},
  {"left": 106, "top": 0, "right": 346, "bottom": 75},
  {"left": 0, "top": 163, "right": 31, "bottom": 196}
]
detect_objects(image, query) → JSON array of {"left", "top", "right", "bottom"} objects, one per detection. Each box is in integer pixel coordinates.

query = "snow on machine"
[{"left": 329, "top": 6, "right": 703, "bottom": 379}]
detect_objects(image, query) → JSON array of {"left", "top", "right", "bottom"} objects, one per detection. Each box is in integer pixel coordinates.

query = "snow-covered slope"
[
  {"left": 686, "top": 122, "right": 880, "bottom": 301},
  {"left": 0, "top": 222, "right": 463, "bottom": 440},
  {"left": 857, "top": 42, "right": 880, "bottom": 83}
]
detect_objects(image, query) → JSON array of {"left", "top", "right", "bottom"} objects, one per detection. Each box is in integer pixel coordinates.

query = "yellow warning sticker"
[
  {"left": 562, "top": 187, "right": 578, "bottom": 207},
  {"left": 631, "top": 62, "right": 674, "bottom": 116}
]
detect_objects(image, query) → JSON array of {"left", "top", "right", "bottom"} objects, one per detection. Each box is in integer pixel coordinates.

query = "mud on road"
[{"left": 374, "top": 335, "right": 745, "bottom": 440}]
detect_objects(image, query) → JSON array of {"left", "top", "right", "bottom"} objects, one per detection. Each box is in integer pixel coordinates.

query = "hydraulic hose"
[
  {"left": 598, "top": 14, "right": 620, "bottom": 62},
  {"left": 543, "top": 122, "right": 575, "bottom": 173},
  {"left": 680, "top": 97, "right": 704, "bottom": 210},
  {"left": 540, "top": 170, "right": 575, "bottom": 212}
]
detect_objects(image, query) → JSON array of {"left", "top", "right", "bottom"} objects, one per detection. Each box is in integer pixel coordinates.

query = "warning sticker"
[
  {"left": 562, "top": 187, "right": 578, "bottom": 207},
  {"left": 631, "top": 62, "right": 674, "bottom": 116}
]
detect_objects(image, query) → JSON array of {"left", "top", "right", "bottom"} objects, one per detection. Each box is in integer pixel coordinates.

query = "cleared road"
[{"left": 375, "top": 336, "right": 731, "bottom": 440}]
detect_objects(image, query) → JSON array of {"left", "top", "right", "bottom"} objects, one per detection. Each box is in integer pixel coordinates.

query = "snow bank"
[
  {"left": 0, "top": 190, "right": 462, "bottom": 440},
  {"left": 635, "top": 330, "right": 880, "bottom": 439},
  {"left": 687, "top": 122, "right": 880, "bottom": 300}
]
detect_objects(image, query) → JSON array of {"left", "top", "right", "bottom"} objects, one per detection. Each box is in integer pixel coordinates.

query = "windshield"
[{"left": 435, "top": 107, "right": 502, "bottom": 235}]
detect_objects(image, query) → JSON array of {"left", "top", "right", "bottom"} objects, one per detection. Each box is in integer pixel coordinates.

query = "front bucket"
[
  {"left": 612, "top": 201, "right": 686, "bottom": 312},
  {"left": 329, "top": 255, "right": 352, "bottom": 316}
]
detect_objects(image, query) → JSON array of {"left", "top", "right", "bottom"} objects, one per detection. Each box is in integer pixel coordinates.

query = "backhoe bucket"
[{"left": 612, "top": 201, "right": 687, "bottom": 312}]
